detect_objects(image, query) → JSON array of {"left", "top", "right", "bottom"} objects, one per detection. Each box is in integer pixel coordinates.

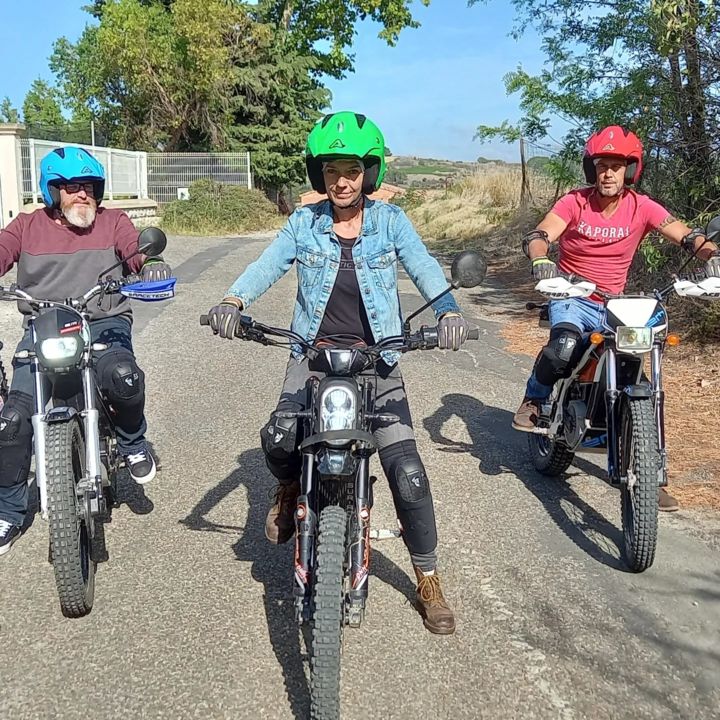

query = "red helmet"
[{"left": 583, "top": 126, "right": 644, "bottom": 185}]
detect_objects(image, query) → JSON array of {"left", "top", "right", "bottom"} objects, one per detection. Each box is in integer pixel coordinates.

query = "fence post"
[
  {"left": 107, "top": 150, "right": 114, "bottom": 200},
  {"left": 0, "top": 124, "right": 25, "bottom": 227},
  {"left": 519, "top": 136, "right": 531, "bottom": 209},
  {"left": 29, "top": 139, "right": 39, "bottom": 205},
  {"left": 247, "top": 151, "right": 252, "bottom": 189}
]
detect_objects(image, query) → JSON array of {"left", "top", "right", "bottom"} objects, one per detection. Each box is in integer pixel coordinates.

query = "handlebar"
[
  {"left": 199, "top": 314, "right": 479, "bottom": 352},
  {"left": 0, "top": 274, "right": 139, "bottom": 311}
]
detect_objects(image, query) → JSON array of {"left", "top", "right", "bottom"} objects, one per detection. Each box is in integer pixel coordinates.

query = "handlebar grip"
[
  {"left": 467, "top": 328, "right": 480, "bottom": 340},
  {"left": 199, "top": 314, "right": 210, "bottom": 326}
]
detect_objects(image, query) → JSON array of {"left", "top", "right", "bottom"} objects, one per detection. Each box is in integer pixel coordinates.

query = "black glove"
[
  {"left": 531, "top": 256, "right": 558, "bottom": 281},
  {"left": 208, "top": 299, "right": 244, "bottom": 339},
  {"left": 141, "top": 258, "right": 172, "bottom": 282},
  {"left": 437, "top": 312, "right": 469, "bottom": 351},
  {"left": 705, "top": 253, "right": 720, "bottom": 278}
]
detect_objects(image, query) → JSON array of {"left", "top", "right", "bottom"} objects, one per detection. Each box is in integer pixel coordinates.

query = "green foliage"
[
  {"left": 227, "top": 22, "right": 329, "bottom": 190},
  {"left": 0, "top": 97, "right": 20, "bottom": 123},
  {"left": 161, "top": 179, "right": 281, "bottom": 235},
  {"left": 52, "top": 0, "right": 239, "bottom": 151},
  {"left": 22, "top": 79, "right": 66, "bottom": 128},
  {"left": 257, "top": 0, "right": 432, "bottom": 77},
  {"left": 392, "top": 187, "right": 427, "bottom": 211}
]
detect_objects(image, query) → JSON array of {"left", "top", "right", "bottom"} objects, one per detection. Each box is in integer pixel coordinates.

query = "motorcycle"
[
  {"left": 201, "top": 249, "right": 486, "bottom": 720},
  {"left": 524, "top": 219, "right": 720, "bottom": 572},
  {"left": 0, "top": 227, "right": 176, "bottom": 617}
]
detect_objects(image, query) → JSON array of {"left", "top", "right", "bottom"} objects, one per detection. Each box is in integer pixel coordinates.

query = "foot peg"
[{"left": 369, "top": 528, "right": 401, "bottom": 541}]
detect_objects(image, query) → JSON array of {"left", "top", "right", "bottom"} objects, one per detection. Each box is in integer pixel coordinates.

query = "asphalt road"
[{"left": 1, "top": 232, "right": 718, "bottom": 720}]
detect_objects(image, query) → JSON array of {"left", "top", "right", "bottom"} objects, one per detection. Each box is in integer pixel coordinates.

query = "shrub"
[{"left": 161, "top": 179, "right": 281, "bottom": 235}]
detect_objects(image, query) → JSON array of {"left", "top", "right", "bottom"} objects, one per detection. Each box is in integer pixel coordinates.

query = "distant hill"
[{"left": 385, "top": 155, "right": 515, "bottom": 188}]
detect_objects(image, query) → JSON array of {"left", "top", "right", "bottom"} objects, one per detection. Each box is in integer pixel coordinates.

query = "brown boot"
[
  {"left": 512, "top": 397, "right": 540, "bottom": 432},
  {"left": 414, "top": 567, "right": 456, "bottom": 635},
  {"left": 659, "top": 487, "right": 679, "bottom": 512},
  {"left": 265, "top": 481, "right": 300, "bottom": 544}
]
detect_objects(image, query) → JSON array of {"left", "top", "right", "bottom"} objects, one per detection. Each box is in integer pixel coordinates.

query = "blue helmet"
[{"left": 39, "top": 146, "right": 106, "bottom": 208}]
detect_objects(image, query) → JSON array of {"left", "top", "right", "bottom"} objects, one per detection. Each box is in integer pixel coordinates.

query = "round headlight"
[{"left": 40, "top": 337, "right": 79, "bottom": 360}]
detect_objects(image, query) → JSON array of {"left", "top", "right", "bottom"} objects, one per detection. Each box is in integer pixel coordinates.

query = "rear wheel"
[
  {"left": 46, "top": 419, "right": 95, "bottom": 617},
  {"left": 527, "top": 433, "right": 575, "bottom": 476},
  {"left": 310, "top": 504, "right": 347, "bottom": 720},
  {"left": 619, "top": 397, "right": 659, "bottom": 572}
]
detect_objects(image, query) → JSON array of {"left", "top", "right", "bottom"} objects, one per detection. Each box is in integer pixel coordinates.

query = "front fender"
[
  {"left": 622, "top": 383, "right": 653, "bottom": 399},
  {"left": 45, "top": 406, "right": 80, "bottom": 424}
]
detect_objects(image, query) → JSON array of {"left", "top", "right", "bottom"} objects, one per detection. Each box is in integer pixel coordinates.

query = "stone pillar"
[{"left": 0, "top": 124, "right": 25, "bottom": 229}]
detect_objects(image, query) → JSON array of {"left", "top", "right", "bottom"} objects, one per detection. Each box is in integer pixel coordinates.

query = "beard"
[
  {"left": 62, "top": 200, "right": 97, "bottom": 229},
  {"left": 597, "top": 182, "right": 623, "bottom": 198}
]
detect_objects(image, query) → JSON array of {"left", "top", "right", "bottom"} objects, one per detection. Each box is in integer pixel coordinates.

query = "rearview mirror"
[
  {"left": 450, "top": 250, "right": 487, "bottom": 289},
  {"left": 705, "top": 216, "right": 720, "bottom": 244},
  {"left": 138, "top": 227, "right": 167, "bottom": 257}
]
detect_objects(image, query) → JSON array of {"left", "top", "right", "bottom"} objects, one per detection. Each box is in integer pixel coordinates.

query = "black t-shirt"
[{"left": 317, "top": 235, "right": 375, "bottom": 346}]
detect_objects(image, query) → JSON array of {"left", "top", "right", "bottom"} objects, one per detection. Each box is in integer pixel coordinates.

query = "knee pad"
[
  {"left": 261, "top": 413, "right": 301, "bottom": 480},
  {"left": 380, "top": 440, "right": 436, "bottom": 555},
  {"left": 96, "top": 350, "right": 145, "bottom": 405},
  {"left": 380, "top": 440, "right": 429, "bottom": 503},
  {"left": 535, "top": 326, "right": 582, "bottom": 386},
  {"left": 0, "top": 391, "right": 34, "bottom": 488}
]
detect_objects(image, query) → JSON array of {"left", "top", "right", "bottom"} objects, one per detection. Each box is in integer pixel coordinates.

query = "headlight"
[
  {"left": 616, "top": 326, "right": 653, "bottom": 352},
  {"left": 320, "top": 387, "right": 356, "bottom": 433},
  {"left": 40, "top": 337, "right": 79, "bottom": 360}
]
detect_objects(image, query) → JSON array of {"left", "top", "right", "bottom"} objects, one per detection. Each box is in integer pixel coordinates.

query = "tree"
[
  {"left": 0, "top": 97, "right": 20, "bottom": 123},
  {"left": 22, "top": 79, "right": 66, "bottom": 130},
  {"left": 52, "top": 0, "right": 241, "bottom": 151},
  {"left": 471, "top": 0, "right": 720, "bottom": 217},
  {"left": 51, "top": 0, "right": 429, "bottom": 191}
]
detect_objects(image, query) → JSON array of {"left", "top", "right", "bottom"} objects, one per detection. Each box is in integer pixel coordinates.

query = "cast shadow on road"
[
  {"left": 180, "top": 447, "right": 417, "bottom": 720},
  {"left": 423, "top": 393, "right": 628, "bottom": 571}
]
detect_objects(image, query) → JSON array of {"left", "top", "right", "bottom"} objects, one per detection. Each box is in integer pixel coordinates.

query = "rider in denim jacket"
[{"left": 208, "top": 112, "right": 469, "bottom": 634}]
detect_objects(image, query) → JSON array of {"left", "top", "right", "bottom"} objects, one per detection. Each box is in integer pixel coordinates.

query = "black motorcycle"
[
  {"left": 0, "top": 227, "right": 175, "bottom": 617},
  {"left": 201, "top": 250, "right": 486, "bottom": 720},
  {"left": 525, "top": 218, "right": 720, "bottom": 572}
]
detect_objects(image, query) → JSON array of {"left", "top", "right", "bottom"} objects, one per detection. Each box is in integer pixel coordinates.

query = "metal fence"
[
  {"left": 146, "top": 152, "right": 252, "bottom": 204},
  {"left": 20, "top": 138, "right": 147, "bottom": 204}
]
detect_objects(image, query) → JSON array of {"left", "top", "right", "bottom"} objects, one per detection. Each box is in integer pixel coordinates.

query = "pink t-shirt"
[{"left": 550, "top": 188, "right": 671, "bottom": 293}]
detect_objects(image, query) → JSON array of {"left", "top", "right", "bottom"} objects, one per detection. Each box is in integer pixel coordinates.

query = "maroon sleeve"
[
  {"left": 0, "top": 215, "right": 25, "bottom": 278},
  {"left": 113, "top": 212, "right": 144, "bottom": 273}
]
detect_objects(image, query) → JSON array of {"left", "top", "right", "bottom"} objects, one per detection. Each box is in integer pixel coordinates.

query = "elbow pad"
[
  {"left": 681, "top": 228, "right": 706, "bottom": 255},
  {"left": 522, "top": 230, "right": 550, "bottom": 258}
]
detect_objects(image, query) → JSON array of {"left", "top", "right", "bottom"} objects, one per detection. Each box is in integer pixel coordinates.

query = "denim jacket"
[{"left": 226, "top": 199, "right": 460, "bottom": 363}]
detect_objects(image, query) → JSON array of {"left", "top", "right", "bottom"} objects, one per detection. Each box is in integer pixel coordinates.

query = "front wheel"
[
  {"left": 619, "top": 397, "right": 660, "bottom": 572},
  {"left": 310, "top": 505, "right": 347, "bottom": 720},
  {"left": 527, "top": 433, "right": 575, "bottom": 476},
  {"left": 46, "top": 419, "right": 95, "bottom": 617}
]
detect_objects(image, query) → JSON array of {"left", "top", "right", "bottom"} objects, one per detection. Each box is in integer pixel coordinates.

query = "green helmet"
[{"left": 305, "top": 111, "right": 387, "bottom": 195}]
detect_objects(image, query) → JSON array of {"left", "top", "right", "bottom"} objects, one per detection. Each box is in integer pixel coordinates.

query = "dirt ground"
[{"left": 492, "top": 265, "right": 720, "bottom": 511}]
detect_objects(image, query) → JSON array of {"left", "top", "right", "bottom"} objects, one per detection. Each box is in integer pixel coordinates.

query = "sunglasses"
[{"left": 60, "top": 182, "right": 96, "bottom": 195}]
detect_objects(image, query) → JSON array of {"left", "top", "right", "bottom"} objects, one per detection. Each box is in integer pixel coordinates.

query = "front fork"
[
  {"left": 605, "top": 344, "right": 666, "bottom": 485},
  {"left": 651, "top": 343, "right": 667, "bottom": 486},
  {"left": 31, "top": 355, "right": 104, "bottom": 522},
  {"left": 347, "top": 455, "right": 372, "bottom": 627},
  {"left": 294, "top": 451, "right": 316, "bottom": 623}
]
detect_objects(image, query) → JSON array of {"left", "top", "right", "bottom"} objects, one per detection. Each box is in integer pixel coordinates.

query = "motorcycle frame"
[
  {"left": 292, "top": 372, "right": 376, "bottom": 626},
  {"left": 545, "top": 334, "right": 666, "bottom": 486}
]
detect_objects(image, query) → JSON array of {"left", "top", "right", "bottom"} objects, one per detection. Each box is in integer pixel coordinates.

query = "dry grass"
[{"left": 407, "top": 167, "right": 556, "bottom": 246}]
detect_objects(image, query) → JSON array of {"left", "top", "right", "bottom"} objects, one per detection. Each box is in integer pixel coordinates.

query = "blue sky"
[{"left": 0, "top": 0, "right": 557, "bottom": 162}]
